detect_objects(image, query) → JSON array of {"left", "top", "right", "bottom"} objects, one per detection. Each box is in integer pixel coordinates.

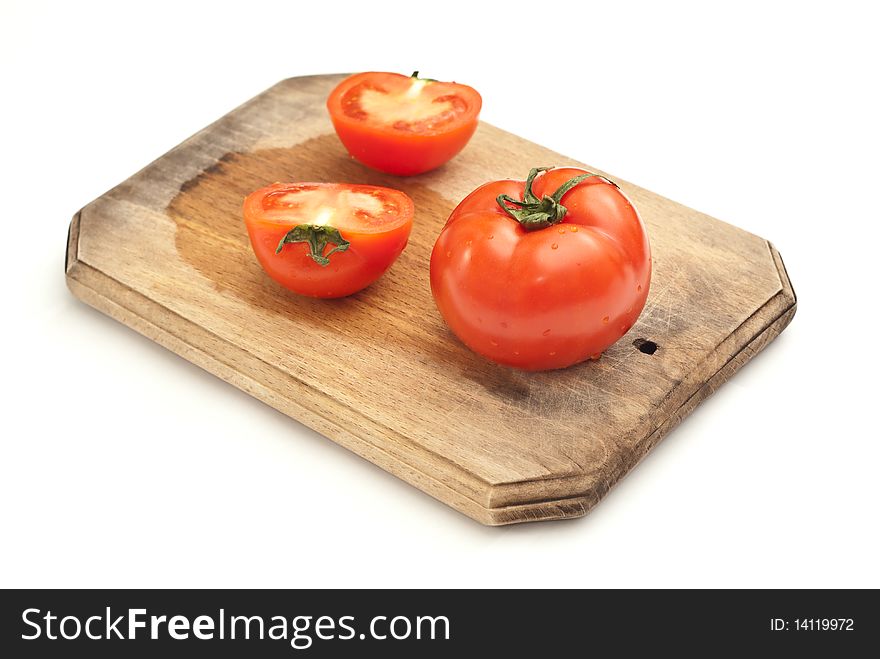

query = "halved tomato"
[
  {"left": 327, "top": 71, "right": 482, "bottom": 176},
  {"left": 243, "top": 182, "right": 413, "bottom": 298}
]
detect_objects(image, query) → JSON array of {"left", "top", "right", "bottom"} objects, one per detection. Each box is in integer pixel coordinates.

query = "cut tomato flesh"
[
  {"left": 257, "top": 183, "right": 410, "bottom": 234},
  {"left": 341, "top": 79, "right": 469, "bottom": 133}
]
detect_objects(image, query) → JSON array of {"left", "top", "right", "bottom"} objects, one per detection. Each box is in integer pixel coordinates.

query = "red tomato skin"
[
  {"left": 243, "top": 184, "right": 413, "bottom": 299},
  {"left": 430, "top": 169, "right": 651, "bottom": 370},
  {"left": 327, "top": 72, "right": 482, "bottom": 176},
  {"left": 247, "top": 222, "right": 411, "bottom": 298},
  {"left": 329, "top": 118, "right": 479, "bottom": 176}
]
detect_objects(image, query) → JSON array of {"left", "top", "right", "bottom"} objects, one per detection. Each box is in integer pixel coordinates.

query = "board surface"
[{"left": 65, "top": 74, "right": 796, "bottom": 525}]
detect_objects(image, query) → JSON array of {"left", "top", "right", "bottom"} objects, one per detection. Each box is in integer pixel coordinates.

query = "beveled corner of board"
[
  {"left": 768, "top": 241, "right": 797, "bottom": 316},
  {"left": 65, "top": 209, "right": 82, "bottom": 278},
  {"left": 475, "top": 474, "right": 601, "bottom": 525},
  {"left": 481, "top": 494, "right": 593, "bottom": 526}
]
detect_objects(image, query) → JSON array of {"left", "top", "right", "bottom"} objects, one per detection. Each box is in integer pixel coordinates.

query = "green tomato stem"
[
  {"left": 410, "top": 71, "right": 438, "bottom": 83},
  {"left": 496, "top": 167, "right": 620, "bottom": 231},
  {"left": 275, "top": 224, "right": 350, "bottom": 267}
]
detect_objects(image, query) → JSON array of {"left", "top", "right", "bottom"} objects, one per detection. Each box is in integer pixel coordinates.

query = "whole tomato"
[{"left": 430, "top": 167, "right": 651, "bottom": 370}]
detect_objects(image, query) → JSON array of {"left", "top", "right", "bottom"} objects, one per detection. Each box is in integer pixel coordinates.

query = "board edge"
[{"left": 65, "top": 209, "right": 81, "bottom": 276}]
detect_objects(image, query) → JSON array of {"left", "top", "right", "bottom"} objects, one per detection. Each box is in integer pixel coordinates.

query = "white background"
[{"left": 2, "top": 0, "right": 878, "bottom": 588}]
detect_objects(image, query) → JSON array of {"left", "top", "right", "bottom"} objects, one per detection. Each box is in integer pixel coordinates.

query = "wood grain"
[{"left": 65, "top": 74, "right": 796, "bottom": 525}]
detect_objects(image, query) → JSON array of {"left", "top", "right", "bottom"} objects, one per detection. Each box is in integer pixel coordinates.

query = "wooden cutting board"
[{"left": 65, "top": 74, "right": 796, "bottom": 525}]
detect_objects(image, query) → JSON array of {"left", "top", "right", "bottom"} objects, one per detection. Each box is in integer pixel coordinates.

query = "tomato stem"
[
  {"left": 496, "top": 167, "right": 620, "bottom": 231},
  {"left": 275, "top": 224, "right": 350, "bottom": 267},
  {"left": 410, "top": 71, "right": 438, "bottom": 83}
]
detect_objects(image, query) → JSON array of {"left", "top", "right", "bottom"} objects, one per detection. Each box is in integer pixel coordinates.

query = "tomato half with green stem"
[
  {"left": 430, "top": 167, "right": 651, "bottom": 371},
  {"left": 243, "top": 182, "right": 413, "bottom": 298},
  {"left": 327, "top": 71, "right": 482, "bottom": 176}
]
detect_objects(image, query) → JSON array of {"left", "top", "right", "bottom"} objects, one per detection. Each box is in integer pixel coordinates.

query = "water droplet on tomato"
[
  {"left": 549, "top": 351, "right": 557, "bottom": 356},
  {"left": 513, "top": 350, "right": 520, "bottom": 356},
  {"left": 500, "top": 321, "right": 508, "bottom": 328},
  {"left": 490, "top": 340, "right": 498, "bottom": 347},
  {"left": 551, "top": 243, "right": 559, "bottom": 250},
  {"left": 466, "top": 240, "right": 472, "bottom": 246},
  {"left": 488, "top": 235, "right": 494, "bottom": 240},
  {"left": 542, "top": 329, "right": 551, "bottom": 336},
  {"left": 446, "top": 251, "right": 452, "bottom": 258},
  {"left": 637, "top": 284, "right": 642, "bottom": 292},
  {"left": 570, "top": 225, "right": 579, "bottom": 232},
  {"left": 602, "top": 316, "right": 609, "bottom": 324},
  {"left": 590, "top": 353, "right": 601, "bottom": 361},
  {"left": 557, "top": 227, "right": 566, "bottom": 234}
]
